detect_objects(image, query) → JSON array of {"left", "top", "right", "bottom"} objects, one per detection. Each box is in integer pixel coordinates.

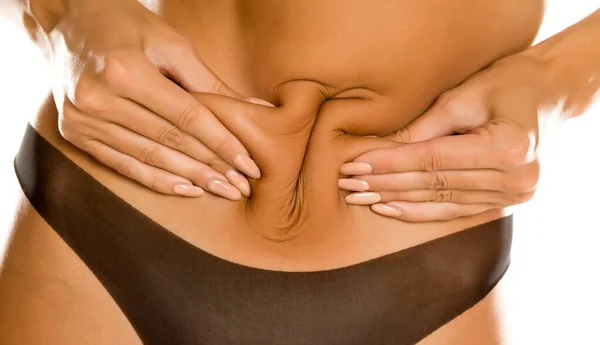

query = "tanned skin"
[{"left": 4, "top": 1, "right": 600, "bottom": 344}]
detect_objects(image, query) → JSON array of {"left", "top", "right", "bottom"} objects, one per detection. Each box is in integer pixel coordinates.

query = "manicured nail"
[
  {"left": 234, "top": 153, "right": 261, "bottom": 179},
  {"left": 338, "top": 178, "right": 370, "bottom": 192},
  {"left": 207, "top": 178, "right": 242, "bottom": 200},
  {"left": 345, "top": 192, "right": 381, "bottom": 205},
  {"left": 173, "top": 184, "right": 205, "bottom": 197},
  {"left": 340, "top": 162, "right": 372, "bottom": 175},
  {"left": 226, "top": 169, "right": 251, "bottom": 197},
  {"left": 371, "top": 203, "right": 402, "bottom": 218}
]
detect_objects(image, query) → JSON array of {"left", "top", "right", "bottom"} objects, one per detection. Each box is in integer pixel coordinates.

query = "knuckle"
[
  {"left": 387, "top": 156, "right": 399, "bottom": 175},
  {"left": 438, "top": 91, "right": 469, "bottom": 117},
  {"left": 57, "top": 116, "right": 75, "bottom": 141},
  {"left": 211, "top": 134, "right": 233, "bottom": 154},
  {"left": 101, "top": 52, "right": 133, "bottom": 88},
  {"left": 149, "top": 175, "right": 162, "bottom": 192},
  {"left": 440, "top": 95, "right": 463, "bottom": 116},
  {"left": 500, "top": 141, "right": 529, "bottom": 166},
  {"left": 211, "top": 79, "right": 229, "bottom": 95},
  {"left": 58, "top": 109, "right": 86, "bottom": 145},
  {"left": 420, "top": 145, "right": 443, "bottom": 172},
  {"left": 436, "top": 91, "right": 455, "bottom": 109},
  {"left": 513, "top": 175, "right": 533, "bottom": 192},
  {"left": 113, "top": 159, "right": 135, "bottom": 178},
  {"left": 500, "top": 176, "right": 519, "bottom": 192},
  {"left": 138, "top": 145, "right": 161, "bottom": 166},
  {"left": 440, "top": 206, "right": 458, "bottom": 220},
  {"left": 431, "top": 189, "right": 453, "bottom": 202},
  {"left": 60, "top": 129, "right": 80, "bottom": 146},
  {"left": 176, "top": 107, "right": 200, "bottom": 131},
  {"left": 169, "top": 34, "right": 196, "bottom": 57},
  {"left": 428, "top": 171, "right": 449, "bottom": 190},
  {"left": 78, "top": 139, "right": 95, "bottom": 155},
  {"left": 507, "top": 175, "right": 536, "bottom": 193},
  {"left": 213, "top": 137, "right": 230, "bottom": 152},
  {"left": 188, "top": 167, "right": 208, "bottom": 182},
  {"left": 440, "top": 91, "right": 485, "bottom": 128},
  {"left": 206, "top": 156, "right": 225, "bottom": 171},
  {"left": 491, "top": 126, "right": 532, "bottom": 167},
  {"left": 393, "top": 127, "right": 411, "bottom": 143},
  {"left": 72, "top": 79, "right": 107, "bottom": 113},
  {"left": 501, "top": 165, "right": 540, "bottom": 192},
  {"left": 158, "top": 126, "right": 185, "bottom": 148}
]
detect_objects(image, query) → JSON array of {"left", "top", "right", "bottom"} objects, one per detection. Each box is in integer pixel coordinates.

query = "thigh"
[
  {"left": 418, "top": 278, "right": 510, "bottom": 345},
  {"left": 0, "top": 154, "right": 511, "bottom": 345},
  {"left": 0, "top": 188, "right": 141, "bottom": 345}
]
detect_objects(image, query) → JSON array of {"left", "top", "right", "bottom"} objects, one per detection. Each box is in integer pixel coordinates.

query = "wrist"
[
  {"left": 28, "top": 0, "right": 108, "bottom": 33},
  {"left": 27, "top": 0, "right": 68, "bottom": 33},
  {"left": 490, "top": 51, "right": 562, "bottom": 115}
]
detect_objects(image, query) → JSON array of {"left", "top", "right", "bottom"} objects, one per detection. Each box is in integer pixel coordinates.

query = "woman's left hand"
[{"left": 339, "top": 55, "right": 556, "bottom": 222}]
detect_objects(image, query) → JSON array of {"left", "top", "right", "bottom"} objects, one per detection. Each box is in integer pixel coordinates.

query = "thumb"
[
  {"left": 386, "top": 92, "right": 488, "bottom": 143},
  {"left": 192, "top": 93, "right": 291, "bottom": 173},
  {"left": 164, "top": 52, "right": 241, "bottom": 98},
  {"left": 158, "top": 45, "right": 278, "bottom": 107},
  {"left": 149, "top": 37, "right": 245, "bottom": 98}
]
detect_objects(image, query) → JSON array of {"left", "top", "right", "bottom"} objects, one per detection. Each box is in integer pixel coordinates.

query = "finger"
[
  {"left": 100, "top": 97, "right": 252, "bottom": 196},
  {"left": 146, "top": 34, "right": 243, "bottom": 98},
  {"left": 376, "top": 189, "right": 534, "bottom": 206},
  {"left": 100, "top": 54, "right": 261, "bottom": 179},
  {"left": 196, "top": 91, "right": 401, "bottom": 186},
  {"left": 349, "top": 132, "right": 500, "bottom": 174},
  {"left": 384, "top": 91, "right": 488, "bottom": 143},
  {"left": 370, "top": 201, "right": 494, "bottom": 222},
  {"left": 189, "top": 93, "right": 282, "bottom": 164},
  {"left": 244, "top": 97, "right": 276, "bottom": 107},
  {"left": 92, "top": 120, "right": 243, "bottom": 201},
  {"left": 79, "top": 139, "right": 205, "bottom": 197},
  {"left": 339, "top": 170, "right": 507, "bottom": 192}
]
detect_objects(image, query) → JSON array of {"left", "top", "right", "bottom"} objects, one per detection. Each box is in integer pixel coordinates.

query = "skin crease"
[{"left": 0, "top": 0, "right": 549, "bottom": 344}]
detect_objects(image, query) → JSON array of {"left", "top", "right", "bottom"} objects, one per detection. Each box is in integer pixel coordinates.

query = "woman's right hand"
[{"left": 46, "top": 0, "right": 263, "bottom": 199}]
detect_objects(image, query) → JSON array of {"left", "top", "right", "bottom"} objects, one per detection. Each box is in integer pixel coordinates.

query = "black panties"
[{"left": 15, "top": 125, "right": 512, "bottom": 345}]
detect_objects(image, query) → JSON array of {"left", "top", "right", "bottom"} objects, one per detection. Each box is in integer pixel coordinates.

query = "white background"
[{"left": 0, "top": 2, "right": 599, "bottom": 344}]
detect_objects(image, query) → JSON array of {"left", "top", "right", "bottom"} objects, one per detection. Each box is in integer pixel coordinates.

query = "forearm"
[
  {"left": 0, "top": 0, "right": 69, "bottom": 51},
  {"left": 526, "top": 8, "right": 600, "bottom": 119},
  {"left": 0, "top": 0, "right": 68, "bottom": 31}
]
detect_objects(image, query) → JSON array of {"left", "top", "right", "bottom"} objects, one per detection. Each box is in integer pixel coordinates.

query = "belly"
[{"left": 35, "top": 0, "right": 542, "bottom": 270}]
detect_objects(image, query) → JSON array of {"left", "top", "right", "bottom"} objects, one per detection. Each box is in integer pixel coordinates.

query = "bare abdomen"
[{"left": 31, "top": 0, "right": 541, "bottom": 269}]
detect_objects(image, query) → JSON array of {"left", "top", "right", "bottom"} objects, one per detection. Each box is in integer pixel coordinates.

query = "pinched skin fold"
[
  {"left": 174, "top": 0, "right": 543, "bottom": 244},
  {"left": 197, "top": 82, "right": 398, "bottom": 241}
]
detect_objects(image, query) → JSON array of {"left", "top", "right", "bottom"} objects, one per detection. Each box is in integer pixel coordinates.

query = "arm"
[
  {"left": 339, "top": 8, "right": 600, "bottom": 222},
  {"left": 0, "top": 0, "right": 65, "bottom": 46},
  {"left": 1, "top": 0, "right": 264, "bottom": 199},
  {"left": 525, "top": 8, "right": 600, "bottom": 120}
]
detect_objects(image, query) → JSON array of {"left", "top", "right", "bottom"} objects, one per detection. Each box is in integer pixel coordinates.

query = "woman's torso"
[
  {"left": 2, "top": 0, "right": 543, "bottom": 344},
  {"left": 100, "top": 0, "right": 542, "bottom": 270}
]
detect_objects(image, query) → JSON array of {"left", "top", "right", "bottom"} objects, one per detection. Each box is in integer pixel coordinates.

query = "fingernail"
[
  {"left": 345, "top": 192, "right": 381, "bottom": 205},
  {"left": 371, "top": 203, "right": 402, "bottom": 218},
  {"left": 207, "top": 178, "right": 242, "bottom": 200},
  {"left": 173, "top": 184, "right": 205, "bottom": 197},
  {"left": 338, "top": 178, "right": 370, "bottom": 192},
  {"left": 226, "top": 169, "right": 251, "bottom": 197},
  {"left": 234, "top": 153, "right": 261, "bottom": 179},
  {"left": 340, "top": 162, "right": 372, "bottom": 175}
]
